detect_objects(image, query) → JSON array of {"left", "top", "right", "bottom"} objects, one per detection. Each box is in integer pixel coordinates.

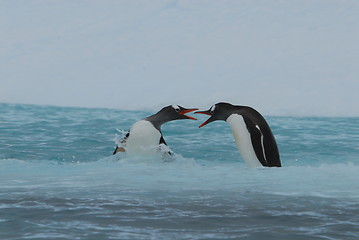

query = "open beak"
[
  {"left": 179, "top": 108, "right": 198, "bottom": 120},
  {"left": 195, "top": 110, "right": 213, "bottom": 128},
  {"left": 194, "top": 110, "right": 211, "bottom": 116}
]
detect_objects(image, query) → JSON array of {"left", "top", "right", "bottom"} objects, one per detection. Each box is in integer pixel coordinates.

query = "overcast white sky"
[{"left": 1, "top": 0, "right": 358, "bottom": 116}]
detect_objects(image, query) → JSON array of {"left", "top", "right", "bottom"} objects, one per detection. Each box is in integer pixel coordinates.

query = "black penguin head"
[
  {"left": 195, "top": 102, "right": 234, "bottom": 128},
  {"left": 162, "top": 105, "right": 198, "bottom": 121},
  {"left": 146, "top": 105, "right": 198, "bottom": 128}
]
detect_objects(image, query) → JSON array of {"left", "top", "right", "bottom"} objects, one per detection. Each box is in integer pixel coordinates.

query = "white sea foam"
[{"left": 1, "top": 157, "right": 358, "bottom": 200}]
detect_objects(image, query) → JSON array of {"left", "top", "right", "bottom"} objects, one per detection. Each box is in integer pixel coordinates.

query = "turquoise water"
[{"left": 0, "top": 103, "right": 358, "bottom": 239}]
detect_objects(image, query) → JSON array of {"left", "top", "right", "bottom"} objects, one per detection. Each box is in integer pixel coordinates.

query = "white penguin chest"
[
  {"left": 125, "top": 120, "right": 162, "bottom": 156},
  {"left": 226, "top": 114, "right": 262, "bottom": 167}
]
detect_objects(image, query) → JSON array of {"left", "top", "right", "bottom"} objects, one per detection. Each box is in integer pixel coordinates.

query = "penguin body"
[
  {"left": 226, "top": 114, "right": 263, "bottom": 167},
  {"left": 196, "top": 102, "right": 281, "bottom": 167},
  {"left": 124, "top": 120, "right": 162, "bottom": 157},
  {"left": 113, "top": 105, "right": 197, "bottom": 158}
]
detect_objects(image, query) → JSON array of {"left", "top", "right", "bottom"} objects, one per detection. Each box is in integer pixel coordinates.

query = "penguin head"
[
  {"left": 165, "top": 105, "right": 198, "bottom": 121},
  {"left": 147, "top": 105, "right": 198, "bottom": 126},
  {"left": 195, "top": 102, "right": 234, "bottom": 128}
]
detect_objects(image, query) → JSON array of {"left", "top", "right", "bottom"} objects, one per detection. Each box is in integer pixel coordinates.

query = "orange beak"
[
  {"left": 195, "top": 110, "right": 213, "bottom": 127},
  {"left": 179, "top": 108, "right": 198, "bottom": 120}
]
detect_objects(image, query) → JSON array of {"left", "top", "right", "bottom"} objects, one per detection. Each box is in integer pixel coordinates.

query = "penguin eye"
[
  {"left": 210, "top": 105, "right": 216, "bottom": 114},
  {"left": 172, "top": 104, "right": 180, "bottom": 112}
]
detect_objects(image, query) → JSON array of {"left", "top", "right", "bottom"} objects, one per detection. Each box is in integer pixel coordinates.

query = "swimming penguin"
[
  {"left": 195, "top": 102, "right": 281, "bottom": 167},
  {"left": 113, "top": 105, "right": 198, "bottom": 158}
]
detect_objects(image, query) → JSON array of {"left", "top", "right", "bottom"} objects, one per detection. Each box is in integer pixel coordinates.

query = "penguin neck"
[{"left": 145, "top": 113, "right": 170, "bottom": 131}]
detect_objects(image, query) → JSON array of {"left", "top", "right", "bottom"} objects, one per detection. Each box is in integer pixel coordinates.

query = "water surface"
[{"left": 0, "top": 103, "right": 358, "bottom": 239}]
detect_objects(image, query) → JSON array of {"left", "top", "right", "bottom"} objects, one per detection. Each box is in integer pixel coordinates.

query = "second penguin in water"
[
  {"left": 196, "top": 102, "right": 281, "bottom": 167},
  {"left": 113, "top": 105, "right": 197, "bottom": 159}
]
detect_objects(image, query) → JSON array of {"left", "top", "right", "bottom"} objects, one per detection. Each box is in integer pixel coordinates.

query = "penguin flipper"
[
  {"left": 262, "top": 127, "right": 281, "bottom": 167},
  {"left": 243, "top": 117, "right": 268, "bottom": 167},
  {"left": 159, "top": 135, "right": 172, "bottom": 154},
  {"left": 244, "top": 116, "right": 281, "bottom": 167},
  {"left": 159, "top": 143, "right": 174, "bottom": 162},
  {"left": 113, "top": 147, "right": 118, "bottom": 155},
  {"left": 158, "top": 135, "right": 174, "bottom": 161},
  {"left": 113, "top": 131, "right": 129, "bottom": 155},
  {"left": 159, "top": 135, "right": 168, "bottom": 145}
]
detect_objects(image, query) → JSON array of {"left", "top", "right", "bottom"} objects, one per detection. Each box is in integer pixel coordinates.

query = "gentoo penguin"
[
  {"left": 195, "top": 102, "right": 281, "bottom": 167},
  {"left": 113, "top": 105, "right": 198, "bottom": 158}
]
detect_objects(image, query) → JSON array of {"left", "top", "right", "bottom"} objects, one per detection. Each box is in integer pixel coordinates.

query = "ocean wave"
[{"left": 1, "top": 157, "right": 358, "bottom": 200}]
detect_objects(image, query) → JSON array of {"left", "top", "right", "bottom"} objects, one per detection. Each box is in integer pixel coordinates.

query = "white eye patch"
[
  {"left": 210, "top": 105, "right": 216, "bottom": 112},
  {"left": 172, "top": 104, "right": 180, "bottom": 111}
]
